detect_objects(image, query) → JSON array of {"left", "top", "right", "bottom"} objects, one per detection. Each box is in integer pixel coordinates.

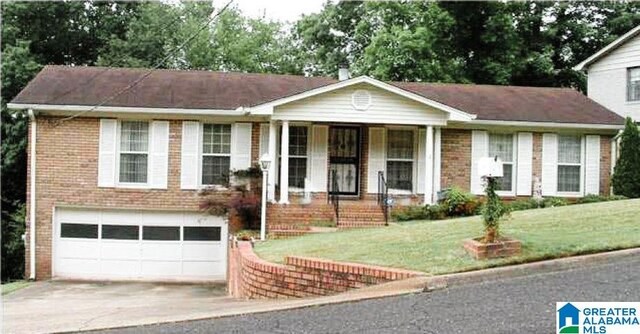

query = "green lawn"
[
  {"left": 2, "top": 280, "right": 30, "bottom": 295},
  {"left": 255, "top": 199, "right": 640, "bottom": 275}
]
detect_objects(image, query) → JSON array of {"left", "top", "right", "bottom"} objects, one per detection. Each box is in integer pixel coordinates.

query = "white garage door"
[{"left": 54, "top": 208, "right": 227, "bottom": 281}]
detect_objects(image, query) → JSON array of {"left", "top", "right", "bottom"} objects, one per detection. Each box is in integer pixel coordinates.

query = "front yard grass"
[{"left": 255, "top": 199, "right": 640, "bottom": 275}]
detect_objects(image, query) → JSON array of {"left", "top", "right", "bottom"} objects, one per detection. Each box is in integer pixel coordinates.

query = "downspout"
[{"left": 28, "top": 109, "right": 36, "bottom": 280}]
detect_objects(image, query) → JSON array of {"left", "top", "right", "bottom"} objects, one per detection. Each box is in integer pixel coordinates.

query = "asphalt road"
[{"left": 96, "top": 256, "right": 640, "bottom": 334}]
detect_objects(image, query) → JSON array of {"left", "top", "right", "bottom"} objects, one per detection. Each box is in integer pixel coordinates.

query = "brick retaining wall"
[{"left": 228, "top": 241, "right": 423, "bottom": 299}]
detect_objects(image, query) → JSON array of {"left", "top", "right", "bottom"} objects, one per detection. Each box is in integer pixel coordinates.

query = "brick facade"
[
  {"left": 600, "top": 135, "right": 613, "bottom": 195},
  {"left": 26, "top": 116, "right": 616, "bottom": 280},
  {"left": 26, "top": 116, "right": 262, "bottom": 279},
  {"left": 440, "top": 129, "right": 472, "bottom": 191},
  {"left": 227, "top": 241, "right": 422, "bottom": 299}
]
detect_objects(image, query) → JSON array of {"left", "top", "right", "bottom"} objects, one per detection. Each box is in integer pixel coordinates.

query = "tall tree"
[
  {"left": 0, "top": 0, "right": 140, "bottom": 281},
  {"left": 353, "top": 1, "right": 463, "bottom": 82}
]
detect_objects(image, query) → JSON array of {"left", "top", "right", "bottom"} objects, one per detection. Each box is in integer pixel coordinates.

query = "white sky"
[{"left": 231, "top": 0, "right": 327, "bottom": 22}]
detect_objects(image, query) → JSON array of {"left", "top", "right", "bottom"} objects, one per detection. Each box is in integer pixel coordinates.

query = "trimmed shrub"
[
  {"left": 541, "top": 197, "right": 568, "bottom": 208},
  {"left": 391, "top": 205, "right": 429, "bottom": 222},
  {"left": 612, "top": 117, "right": 640, "bottom": 198},
  {"left": 426, "top": 204, "right": 447, "bottom": 220},
  {"left": 441, "top": 187, "right": 479, "bottom": 216},
  {"left": 508, "top": 198, "right": 541, "bottom": 211},
  {"left": 576, "top": 194, "right": 627, "bottom": 204}
]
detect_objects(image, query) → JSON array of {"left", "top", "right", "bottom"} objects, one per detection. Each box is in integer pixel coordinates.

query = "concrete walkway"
[{"left": 1, "top": 281, "right": 273, "bottom": 334}]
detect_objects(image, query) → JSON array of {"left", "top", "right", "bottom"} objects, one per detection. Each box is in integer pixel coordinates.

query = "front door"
[{"left": 329, "top": 126, "right": 360, "bottom": 195}]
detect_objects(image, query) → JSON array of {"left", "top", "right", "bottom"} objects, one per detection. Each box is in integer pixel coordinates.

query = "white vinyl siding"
[
  {"left": 386, "top": 129, "right": 414, "bottom": 192},
  {"left": 201, "top": 124, "right": 231, "bottom": 186},
  {"left": 274, "top": 83, "right": 448, "bottom": 125},
  {"left": 118, "top": 121, "right": 149, "bottom": 184},
  {"left": 488, "top": 133, "right": 516, "bottom": 194},
  {"left": 586, "top": 34, "right": 640, "bottom": 120},
  {"left": 557, "top": 135, "right": 583, "bottom": 194}
]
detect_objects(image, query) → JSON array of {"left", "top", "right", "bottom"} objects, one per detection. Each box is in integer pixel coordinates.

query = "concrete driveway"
[{"left": 2, "top": 280, "right": 264, "bottom": 333}]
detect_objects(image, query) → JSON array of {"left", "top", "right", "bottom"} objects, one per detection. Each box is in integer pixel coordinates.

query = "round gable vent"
[{"left": 351, "top": 89, "right": 372, "bottom": 110}]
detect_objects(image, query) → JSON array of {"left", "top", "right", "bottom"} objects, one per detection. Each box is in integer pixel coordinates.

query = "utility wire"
[
  {"left": 56, "top": 0, "right": 234, "bottom": 123},
  {"left": 46, "top": 5, "right": 191, "bottom": 105}
]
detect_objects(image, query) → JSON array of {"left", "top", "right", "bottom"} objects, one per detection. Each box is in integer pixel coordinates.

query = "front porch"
[
  {"left": 251, "top": 77, "right": 470, "bottom": 234},
  {"left": 263, "top": 121, "right": 444, "bottom": 233}
]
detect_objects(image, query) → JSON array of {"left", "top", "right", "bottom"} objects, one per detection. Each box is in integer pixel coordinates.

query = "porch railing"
[
  {"left": 377, "top": 171, "right": 389, "bottom": 226},
  {"left": 329, "top": 170, "right": 340, "bottom": 225}
]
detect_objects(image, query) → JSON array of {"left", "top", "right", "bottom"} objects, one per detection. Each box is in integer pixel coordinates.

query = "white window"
[
  {"left": 202, "top": 124, "right": 231, "bottom": 186},
  {"left": 488, "top": 133, "right": 515, "bottom": 192},
  {"left": 628, "top": 67, "right": 640, "bottom": 101},
  {"left": 118, "top": 121, "right": 149, "bottom": 184},
  {"left": 288, "top": 126, "right": 308, "bottom": 189},
  {"left": 557, "top": 135, "right": 582, "bottom": 193},
  {"left": 386, "top": 129, "right": 414, "bottom": 191}
]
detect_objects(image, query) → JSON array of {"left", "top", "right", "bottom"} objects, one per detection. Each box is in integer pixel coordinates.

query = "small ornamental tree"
[
  {"left": 481, "top": 177, "right": 509, "bottom": 243},
  {"left": 612, "top": 117, "right": 640, "bottom": 198}
]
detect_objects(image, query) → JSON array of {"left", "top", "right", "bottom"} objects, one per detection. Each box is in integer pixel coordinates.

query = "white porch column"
[
  {"left": 424, "top": 125, "right": 434, "bottom": 205},
  {"left": 279, "top": 120, "right": 290, "bottom": 204},
  {"left": 433, "top": 127, "right": 442, "bottom": 202},
  {"left": 267, "top": 121, "right": 277, "bottom": 202}
]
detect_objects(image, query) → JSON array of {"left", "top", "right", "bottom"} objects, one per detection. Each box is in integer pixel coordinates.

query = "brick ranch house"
[{"left": 9, "top": 65, "right": 623, "bottom": 282}]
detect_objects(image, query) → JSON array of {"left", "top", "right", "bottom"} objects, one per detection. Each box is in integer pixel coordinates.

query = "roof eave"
[
  {"left": 469, "top": 119, "right": 624, "bottom": 130},
  {"left": 574, "top": 25, "right": 640, "bottom": 71},
  {"left": 6, "top": 103, "right": 247, "bottom": 116}
]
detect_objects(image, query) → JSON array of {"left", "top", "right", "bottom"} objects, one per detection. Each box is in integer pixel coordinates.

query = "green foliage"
[
  {"left": 391, "top": 205, "right": 429, "bottom": 222},
  {"left": 296, "top": 1, "right": 640, "bottom": 89},
  {"left": 612, "top": 118, "right": 640, "bottom": 198},
  {"left": 541, "top": 197, "right": 569, "bottom": 208},
  {"left": 481, "top": 178, "right": 510, "bottom": 239},
  {"left": 99, "top": 3, "right": 303, "bottom": 73},
  {"left": 576, "top": 194, "right": 627, "bottom": 204},
  {"left": 441, "top": 187, "right": 480, "bottom": 217},
  {"left": 507, "top": 198, "right": 542, "bottom": 212},
  {"left": 426, "top": 204, "right": 447, "bottom": 220},
  {"left": 1, "top": 204, "right": 25, "bottom": 282}
]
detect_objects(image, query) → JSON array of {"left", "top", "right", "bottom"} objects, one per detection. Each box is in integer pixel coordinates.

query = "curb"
[
  {"left": 79, "top": 247, "right": 639, "bottom": 333},
  {"left": 423, "top": 247, "right": 640, "bottom": 292}
]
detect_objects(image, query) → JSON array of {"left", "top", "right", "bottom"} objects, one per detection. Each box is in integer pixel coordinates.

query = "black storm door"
[{"left": 329, "top": 126, "right": 360, "bottom": 195}]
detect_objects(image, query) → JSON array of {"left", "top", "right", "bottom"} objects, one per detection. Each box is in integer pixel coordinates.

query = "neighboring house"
[
  {"left": 575, "top": 25, "right": 640, "bottom": 120},
  {"left": 8, "top": 65, "right": 623, "bottom": 282}
]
